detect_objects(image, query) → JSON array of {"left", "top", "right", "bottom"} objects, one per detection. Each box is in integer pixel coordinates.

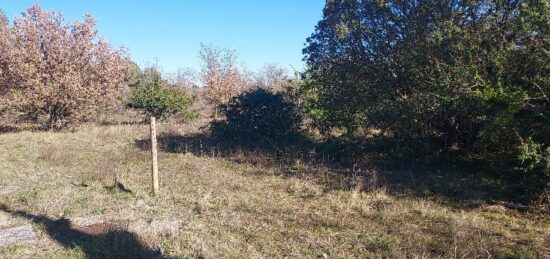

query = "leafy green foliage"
[
  {"left": 519, "top": 138, "right": 550, "bottom": 174},
  {"left": 128, "top": 67, "right": 196, "bottom": 120},
  {"left": 303, "top": 0, "right": 550, "bottom": 201}
]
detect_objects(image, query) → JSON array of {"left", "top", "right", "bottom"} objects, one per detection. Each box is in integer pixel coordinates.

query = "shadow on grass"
[
  {"left": 104, "top": 181, "right": 133, "bottom": 194},
  {"left": 0, "top": 204, "right": 166, "bottom": 259},
  {"left": 0, "top": 125, "right": 30, "bottom": 134},
  {"left": 134, "top": 131, "right": 519, "bottom": 209},
  {"left": 135, "top": 131, "right": 317, "bottom": 162}
]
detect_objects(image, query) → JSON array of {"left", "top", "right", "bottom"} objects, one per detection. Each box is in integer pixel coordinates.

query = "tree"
[
  {"left": 125, "top": 61, "right": 141, "bottom": 88},
  {"left": 167, "top": 67, "right": 199, "bottom": 89},
  {"left": 0, "top": 10, "right": 12, "bottom": 97},
  {"left": 253, "top": 63, "right": 289, "bottom": 91},
  {"left": 303, "top": 0, "right": 549, "bottom": 201},
  {"left": 128, "top": 66, "right": 196, "bottom": 195},
  {"left": 0, "top": 5, "right": 128, "bottom": 130},
  {"left": 199, "top": 43, "right": 249, "bottom": 115}
]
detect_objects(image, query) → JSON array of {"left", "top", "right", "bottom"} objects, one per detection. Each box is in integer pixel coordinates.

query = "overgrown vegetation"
[{"left": 302, "top": 0, "right": 550, "bottom": 203}]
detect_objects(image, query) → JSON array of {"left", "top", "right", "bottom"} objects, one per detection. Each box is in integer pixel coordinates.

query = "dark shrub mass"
[{"left": 211, "top": 88, "right": 302, "bottom": 147}]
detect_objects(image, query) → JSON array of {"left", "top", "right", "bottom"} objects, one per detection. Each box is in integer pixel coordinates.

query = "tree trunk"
[
  {"left": 213, "top": 107, "right": 218, "bottom": 119},
  {"left": 150, "top": 116, "right": 159, "bottom": 196}
]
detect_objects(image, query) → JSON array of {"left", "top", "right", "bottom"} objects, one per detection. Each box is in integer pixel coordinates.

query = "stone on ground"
[{"left": 0, "top": 224, "right": 39, "bottom": 248}]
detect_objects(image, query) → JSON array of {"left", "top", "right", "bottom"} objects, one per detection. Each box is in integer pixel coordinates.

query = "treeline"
[{"left": 0, "top": 5, "right": 291, "bottom": 129}]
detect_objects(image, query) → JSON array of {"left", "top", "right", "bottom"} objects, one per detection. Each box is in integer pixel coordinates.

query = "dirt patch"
[{"left": 76, "top": 223, "right": 124, "bottom": 235}]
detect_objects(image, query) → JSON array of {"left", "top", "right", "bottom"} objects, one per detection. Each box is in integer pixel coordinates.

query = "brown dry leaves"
[{"left": 0, "top": 5, "right": 128, "bottom": 129}]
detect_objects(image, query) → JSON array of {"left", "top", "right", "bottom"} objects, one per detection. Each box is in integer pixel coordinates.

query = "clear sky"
[{"left": 0, "top": 0, "right": 325, "bottom": 73}]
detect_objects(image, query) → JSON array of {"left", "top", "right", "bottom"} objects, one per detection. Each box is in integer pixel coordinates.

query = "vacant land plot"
[{"left": 0, "top": 123, "right": 548, "bottom": 258}]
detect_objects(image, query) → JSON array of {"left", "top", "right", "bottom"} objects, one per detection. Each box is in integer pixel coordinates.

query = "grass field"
[{"left": 0, "top": 121, "right": 548, "bottom": 258}]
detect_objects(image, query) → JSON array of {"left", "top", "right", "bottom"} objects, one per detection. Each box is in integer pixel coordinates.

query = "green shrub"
[{"left": 128, "top": 68, "right": 196, "bottom": 120}]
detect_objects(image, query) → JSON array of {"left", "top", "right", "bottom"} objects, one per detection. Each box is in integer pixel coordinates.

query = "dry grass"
[{"left": 0, "top": 121, "right": 548, "bottom": 258}]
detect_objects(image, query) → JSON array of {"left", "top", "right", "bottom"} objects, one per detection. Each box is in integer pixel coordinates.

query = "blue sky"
[{"left": 0, "top": 0, "right": 325, "bottom": 73}]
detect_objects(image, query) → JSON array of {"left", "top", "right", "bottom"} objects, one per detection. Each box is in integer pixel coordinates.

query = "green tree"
[
  {"left": 303, "top": 0, "right": 549, "bottom": 201},
  {"left": 128, "top": 67, "right": 196, "bottom": 120}
]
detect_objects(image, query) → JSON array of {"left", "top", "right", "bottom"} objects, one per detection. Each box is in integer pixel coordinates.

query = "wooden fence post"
[{"left": 150, "top": 115, "right": 159, "bottom": 196}]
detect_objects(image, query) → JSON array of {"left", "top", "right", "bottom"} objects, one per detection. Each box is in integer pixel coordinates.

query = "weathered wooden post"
[{"left": 150, "top": 115, "right": 159, "bottom": 196}]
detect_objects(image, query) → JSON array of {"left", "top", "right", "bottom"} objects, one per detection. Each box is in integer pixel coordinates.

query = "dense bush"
[
  {"left": 303, "top": 0, "right": 549, "bottom": 201},
  {"left": 0, "top": 5, "right": 128, "bottom": 130},
  {"left": 211, "top": 88, "right": 302, "bottom": 146}
]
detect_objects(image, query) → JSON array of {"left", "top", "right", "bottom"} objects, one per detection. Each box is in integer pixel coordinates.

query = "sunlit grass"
[{"left": 0, "top": 122, "right": 547, "bottom": 258}]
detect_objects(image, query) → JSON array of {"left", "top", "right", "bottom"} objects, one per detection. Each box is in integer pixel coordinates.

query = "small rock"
[{"left": 0, "top": 224, "right": 39, "bottom": 248}]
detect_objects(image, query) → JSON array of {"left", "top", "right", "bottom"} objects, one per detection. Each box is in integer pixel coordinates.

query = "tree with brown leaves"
[
  {"left": 199, "top": 44, "right": 249, "bottom": 116},
  {"left": 0, "top": 5, "right": 128, "bottom": 130},
  {"left": 254, "top": 63, "right": 289, "bottom": 91}
]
